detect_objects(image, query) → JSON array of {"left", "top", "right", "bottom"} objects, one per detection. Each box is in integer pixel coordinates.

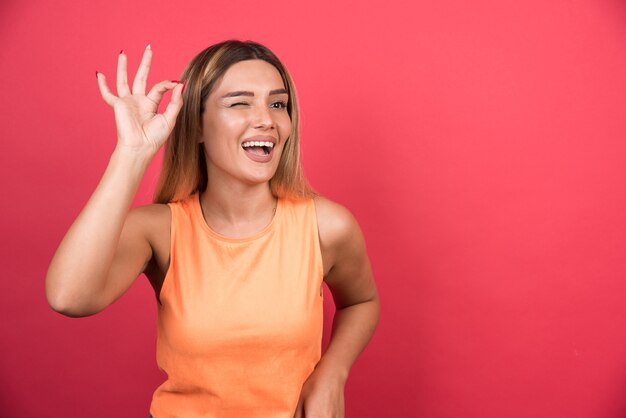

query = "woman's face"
[{"left": 200, "top": 59, "right": 292, "bottom": 187}]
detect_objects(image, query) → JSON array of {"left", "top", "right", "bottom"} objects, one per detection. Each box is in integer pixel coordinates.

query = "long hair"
[{"left": 154, "top": 40, "right": 314, "bottom": 203}]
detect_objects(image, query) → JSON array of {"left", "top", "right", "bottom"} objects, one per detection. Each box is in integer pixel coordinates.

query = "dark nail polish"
[
  {"left": 182, "top": 79, "right": 187, "bottom": 94},
  {"left": 95, "top": 70, "right": 99, "bottom": 78},
  {"left": 120, "top": 49, "right": 124, "bottom": 55},
  {"left": 171, "top": 80, "right": 180, "bottom": 84}
]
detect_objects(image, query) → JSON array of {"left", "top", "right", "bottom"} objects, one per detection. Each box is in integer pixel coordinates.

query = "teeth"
[{"left": 242, "top": 141, "right": 274, "bottom": 148}]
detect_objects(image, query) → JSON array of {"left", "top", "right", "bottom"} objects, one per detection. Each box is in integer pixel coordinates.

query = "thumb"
[{"left": 161, "top": 82, "right": 184, "bottom": 131}]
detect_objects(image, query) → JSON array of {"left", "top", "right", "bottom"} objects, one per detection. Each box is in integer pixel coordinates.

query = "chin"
[{"left": 241, "top": 169, "right": 277, "bottom": 186}]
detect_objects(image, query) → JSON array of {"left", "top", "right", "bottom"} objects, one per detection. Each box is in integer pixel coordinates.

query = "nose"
[{"left": 252, "top": 104, "right": 275, "bottom": 130}]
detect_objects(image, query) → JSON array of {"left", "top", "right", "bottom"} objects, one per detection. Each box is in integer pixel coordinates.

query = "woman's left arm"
[{"left": 294, "top": 197, "right": 381, "bottom": 418}]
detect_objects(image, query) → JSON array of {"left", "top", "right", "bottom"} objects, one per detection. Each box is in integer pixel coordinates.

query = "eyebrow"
[{"left": 221, "top": 88, "right": 288, "bottom": 98}]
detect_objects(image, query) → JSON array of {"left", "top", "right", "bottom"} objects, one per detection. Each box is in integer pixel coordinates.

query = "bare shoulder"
[
  {"left": 127, "top": 202, "right": 171, "bottom": 226},
  {"left": 313, "top": 196, "right": 377, "bottom": 309},
  {"left": 313, "top": 195, "right": 361, "bottom": 247},
  {"left": 126, "top": 203, "right": 171, "bottom": 261},
  {"left": 313, "top": 195, "right": 366, "bottom": 276},
  {"left": 125, "top": 203, "right": 172, "bottom": 286}
]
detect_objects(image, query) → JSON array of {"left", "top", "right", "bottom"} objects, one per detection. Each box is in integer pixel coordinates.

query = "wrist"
[
  {"left": 112, "top": 144, "right": 155, "bottom": 167},
  {"left": 314, "top": 357, "right": 349, "bottom": 385}
]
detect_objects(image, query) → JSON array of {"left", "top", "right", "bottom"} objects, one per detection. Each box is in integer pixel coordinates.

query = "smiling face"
[{"left": 200, "top": 59, "right": 292, "bottom": 188}]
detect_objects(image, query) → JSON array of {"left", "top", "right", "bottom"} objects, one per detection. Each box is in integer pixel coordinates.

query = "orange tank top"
[{"left": 149, "top": 192, "right": 324, "bottom": 418}]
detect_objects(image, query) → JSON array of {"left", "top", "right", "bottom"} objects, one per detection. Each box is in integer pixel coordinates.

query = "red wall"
[{"left": 2, "top": 0, "right": 626, "bottom": 417}]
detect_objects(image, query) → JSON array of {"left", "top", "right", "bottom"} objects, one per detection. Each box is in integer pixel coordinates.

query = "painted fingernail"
[
  {"left": 171, "top": 80, "right": 180, "bottom": 84},
  {"left": 119, "top": 49, "right": 124, "bottom": 55},
  {"left": 146, "top": 44, "right": 151, "bottom": 50},
  {"left": 95, "top": 70, "right": 99, "bottom": 78},
  {"left": 182, "top": 79, "right": 187, "bottom": 94}
]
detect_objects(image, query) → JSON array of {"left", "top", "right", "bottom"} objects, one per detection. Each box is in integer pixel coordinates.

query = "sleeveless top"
[{"left": 149, "top": 192, "right": 324, "bottom": 418}]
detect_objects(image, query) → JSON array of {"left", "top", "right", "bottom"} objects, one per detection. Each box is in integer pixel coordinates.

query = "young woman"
[{"left": 46, "top": 40, "right": 380, "bottom": 418}]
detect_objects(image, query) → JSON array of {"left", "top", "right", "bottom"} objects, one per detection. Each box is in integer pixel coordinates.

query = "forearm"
[
  {"left": 45, "top": 147, "right": 152, "bottom": 308},
  {"left": 316, "top": 297, "right": 381, "bottom": 382}
]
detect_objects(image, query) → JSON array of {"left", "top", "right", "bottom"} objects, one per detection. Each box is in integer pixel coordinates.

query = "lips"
[{"left": 241, "top": 136, "right": 277, "bottom": 163}]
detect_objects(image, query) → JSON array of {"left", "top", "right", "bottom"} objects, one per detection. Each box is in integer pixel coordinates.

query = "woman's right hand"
[
  {"left": 96, "top": 45, "right": 184, "bottom": 157},
  {"left": 46, "top": 45, "right": 183, "bottom": 317}
]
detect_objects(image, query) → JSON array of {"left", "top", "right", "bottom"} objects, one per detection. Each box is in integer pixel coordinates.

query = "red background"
[{"left": 2, "top": 0, "right": 626, "bottom": 417}]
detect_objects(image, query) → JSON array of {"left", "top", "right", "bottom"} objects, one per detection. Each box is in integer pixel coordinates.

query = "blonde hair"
[{"left": 154, "top": 40, "right": 314, "bottom": 204}]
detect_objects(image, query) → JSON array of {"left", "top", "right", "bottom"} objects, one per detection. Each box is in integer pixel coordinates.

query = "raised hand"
[{"left": 96, "top": 45, "right": 184, "bottom": 157}]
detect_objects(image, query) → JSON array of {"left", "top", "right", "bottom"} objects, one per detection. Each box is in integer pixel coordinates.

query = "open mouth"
[{"left": 242, "top": 140, "right": 274, "bottom": 156}]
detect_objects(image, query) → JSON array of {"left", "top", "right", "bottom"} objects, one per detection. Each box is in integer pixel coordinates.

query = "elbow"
[
  {"left": 371, "top": 295, "right": 381, "bottom": 328},
  {"left": 45, "top": 273, "right": 95, "bottom": 318},
  {"left": 45, "top": 287, "right": 83, "bottom": 318},
  {"left": 46, "top": 294, "right": 96, "bottom": 318},
  {"left": 46, "top": 295, "right": 79, "bottom": 318},
  {"left": 361, "top": 293, "right": 381, "bottom": 332}
]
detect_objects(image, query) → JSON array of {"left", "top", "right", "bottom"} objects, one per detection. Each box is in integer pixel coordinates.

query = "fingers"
[
  {"left": 161, "top": 82, "right": 185, "bottom": 130},
  {"left": 116, "top": 51, "right": 131, "bottom": 97},
  {"left": 99, "top": 46, "right": 180, "bottom": 115},
  {"left": 96, "top": 72, "right": 117, "bottom": 107},
  {"left": 146, "top": 80, "right": 180, "bottom": 106},
  {"left": 132, "top": 44, "right": 152, "bottom": 96}
]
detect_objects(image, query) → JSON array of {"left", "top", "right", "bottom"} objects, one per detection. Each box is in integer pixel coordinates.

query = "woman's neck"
[{"left": 199, "top": 180, "right": 277, "bottom": 236}]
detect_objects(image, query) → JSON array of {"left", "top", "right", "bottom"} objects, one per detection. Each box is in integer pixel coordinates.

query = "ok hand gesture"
[{"left": 96, "top": 45, "right": 184, "bottom": 157}]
